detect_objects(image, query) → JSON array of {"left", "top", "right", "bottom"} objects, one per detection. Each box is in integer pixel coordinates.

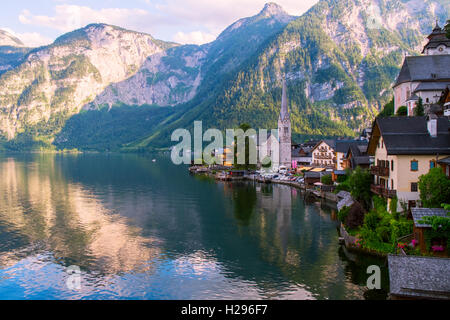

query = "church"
[
  {"left": 258, "top": 77, "right": 292, "bottom": 169},
  {"left": 393, "top": 21, "right": 450, "bottom": 116},
  {"left": 278, "top": 77, "right": 292, "bottom": 168}
]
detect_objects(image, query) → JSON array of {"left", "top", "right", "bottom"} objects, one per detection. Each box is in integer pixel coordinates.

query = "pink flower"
[
  {"left": 411, "top": 239, "right": 418, "bottom": 247},
  {"left": 431, "top": 245, "right": 444, "bottom": 252}
]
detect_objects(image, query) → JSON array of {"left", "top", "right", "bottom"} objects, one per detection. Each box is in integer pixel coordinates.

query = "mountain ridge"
[{"left": 0, "top": 0, "right": 449, "bottom": 152}]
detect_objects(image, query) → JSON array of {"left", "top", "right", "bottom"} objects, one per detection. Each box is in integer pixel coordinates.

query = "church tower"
[
  {"left": 278, "top": 77, "right": 292, "bottom": 169},
  {"left": 422, "top": 20, "right": 450, "bottom": 55}
]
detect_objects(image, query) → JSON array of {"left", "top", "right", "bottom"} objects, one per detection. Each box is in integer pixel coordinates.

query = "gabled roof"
[
  {"left": 312, "top": 139, "right": 336, "bottom": 152},
  {"left": 414, "top": 82, "right": 450, "bottom": 92},
  {"left": 367, "top": 116, "right": 450, "bottom": 155},
  {"left": 388, "top": 255, "right": 450, "bottom": 300},
  {"left": 291, "top": 146, "right": 312, "bottom": 158},
  {"left": 411, "top": 208, "right": 449, "bottom": 228},
  {"left": 335, "top": 140, "right": 368, "bottom": 153},
  {"left": 438, "top": 156, "right": 450, "bottom": 165},
  {"left": 394, "top": 55, "right": 450, "bottom": 87}
]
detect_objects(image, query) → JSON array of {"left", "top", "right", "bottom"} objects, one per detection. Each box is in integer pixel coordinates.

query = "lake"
[{"left": 0, "top": 153, "right": 387, "bottom": 300}]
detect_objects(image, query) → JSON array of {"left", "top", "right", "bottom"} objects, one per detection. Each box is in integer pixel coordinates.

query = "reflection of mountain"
[
  {"left": 0, "top": 154, "right": 381, "bottom": 299},
  {"left": 0, "top": 155, "right": 161, "bottom": 274}
]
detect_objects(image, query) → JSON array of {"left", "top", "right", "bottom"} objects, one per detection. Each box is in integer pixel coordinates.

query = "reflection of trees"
[
  {"left": 228, "top": 183, "right": 371, "bottom": 299},
  {"left": 337, "top": 246, "right": 389, "bottom": 300},
  {"left": 0, "top": 155, "right": 161, "bottom": 275},
  {"left": 232, "top": 183, "right": 257, "bottom": 226}
]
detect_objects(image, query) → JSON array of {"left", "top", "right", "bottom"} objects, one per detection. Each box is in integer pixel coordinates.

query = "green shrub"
[
  {"left": 389, "top": 196, "right": 398, "bottom": 215},
  {"left": 338, "top": 206, "right": 350, "bottom": 223},
  {"left": 321, "top": 174, "right": 333, "bottom": 185},
  {"left": 396, "top": 106, "right": 407, "bottom": 116},
  {"left": 418, "top": 168, "right": 450, "bottom": 208}
]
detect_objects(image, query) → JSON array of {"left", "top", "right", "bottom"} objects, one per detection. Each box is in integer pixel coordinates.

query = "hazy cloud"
[
  {"left": 1, "top": 27, "right": 53, "bottom": 47},
  {"left": 19, "top": 5, "right": 153, "bottom": 33},
  {"left": 173, "top": 31, "right": 216, "bottom": 45},
  {"left": 16, "top": 1, "right": 319, "bottom": 45}
]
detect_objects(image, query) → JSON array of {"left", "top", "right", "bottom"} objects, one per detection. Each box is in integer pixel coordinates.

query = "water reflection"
[
  {"left": 0, "top": 154, "right": 386, "bottom": 299},
  {"left": 0, "top": 156, "right": 160, "bottom": 276}
]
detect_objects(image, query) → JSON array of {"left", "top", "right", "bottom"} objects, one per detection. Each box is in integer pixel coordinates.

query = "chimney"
[{"left": 427, "top": 114, "right": 438, "bottom": 137}]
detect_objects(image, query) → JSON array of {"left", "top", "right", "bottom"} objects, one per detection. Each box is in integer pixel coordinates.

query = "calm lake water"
[{"left": 0, "top": 153, "right": 388, "bottom": 300}]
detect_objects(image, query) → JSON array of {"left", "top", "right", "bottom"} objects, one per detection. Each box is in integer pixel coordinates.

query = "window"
[
  {"left": 430, "top": 160, "right": 436, "bottom": 169},
  {"left": 391, "top": 180, "right": 394, "bottom": 189},
  {"left": 411, "top": 160, "right": 418, "bottom": 171},
  {"left": 411, "top": 183, "right": 418, "bottom": 192},
  {"left": 284, "top": 127, "right": 288, "bottom": 134},
  {"left": 391, "top": 160, "right": 394, "bottom": 171}
]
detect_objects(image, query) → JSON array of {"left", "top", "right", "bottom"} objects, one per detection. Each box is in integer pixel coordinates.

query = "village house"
[
  {"left": 311, "top": 140, "right": 336, "bottom": 169},
  {"left": 291, "top": 142, "right": 315, "bottom": 168},
  {"left": 343, "top": 143, "right": 372, "bottom": 170},
  {"left": 367, "top": 115, "right": 450, "bottom": 211},
  {"left": 438, "top": 156, "right": 450, "bottom": 177},
  {"left": 335, "top": 140, "right": 368, "bottom": 171},
  {"left": 393, "top": 22, "right": 450, "bottom": 115},
  {"left": 411, "top": 208, "right": 449, "bottom": 255}
]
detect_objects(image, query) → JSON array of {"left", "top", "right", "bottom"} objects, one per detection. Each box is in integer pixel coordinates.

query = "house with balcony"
[
  {"left": 343, "top": 143, "right": 372, "bottom": 170},
  {"left": 311, "top": 140, "right": 336, "bottom": 169},
  {"left": 291, "top": 144, "right": 313, "bottom": 168},
  {"left": 367, "top": 116, "right": 450, "bottom": 211},
  {"left": 335, "top": 140, "right": 368, "bottom": 170}
]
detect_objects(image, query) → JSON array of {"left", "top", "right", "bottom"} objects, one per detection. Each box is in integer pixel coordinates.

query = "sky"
[{"left": 0, "top": 0, "right": 319, "bottom": 47}]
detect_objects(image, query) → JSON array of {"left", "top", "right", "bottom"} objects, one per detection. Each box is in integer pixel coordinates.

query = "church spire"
[
  {"left": 280, "top": 76, "right": 289, "bottom": 121},
  {"left": 433, "top": 19, "right": 441, "bottom": 31}
]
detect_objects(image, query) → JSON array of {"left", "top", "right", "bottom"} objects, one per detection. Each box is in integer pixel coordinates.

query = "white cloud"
[
  {"left": 157, "top": 0, "right": 318, "bottom": 43},
  {"left": 16, "top": 1, "right": 319, "bottom": 45},
  {"left": 173, "top": 31, "right": 216, "bottom": 45},
  {"left": 156, "top": 0, "right": 318, "bottom": 28},
  {"left": 1, "top": 27, "right": 53, "bottom": 47},
  {"left": 19, "top": 5, "right": 153, "bottom": 33}
]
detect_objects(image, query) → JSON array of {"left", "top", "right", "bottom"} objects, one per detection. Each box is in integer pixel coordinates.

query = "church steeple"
[
  {"left": 278, "top": 75, "right": 292, "bottom": 169},
  {"left": 280, "top": 77, "right": 289, "bottom": 121}
]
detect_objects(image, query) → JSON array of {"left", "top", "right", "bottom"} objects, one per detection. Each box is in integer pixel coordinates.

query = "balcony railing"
[
  {"left": 370, "top": 166, "right": 390, "bottom": 177},
  {"left": 371, "top": 184, "right": 397, "bottom": 198}
]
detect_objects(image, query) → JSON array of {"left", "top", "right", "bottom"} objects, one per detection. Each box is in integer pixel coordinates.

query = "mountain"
[
  {"left": 0, "top": 23, "right": 177, "bottom": 149},
  {"left": 0, "top": 29, "right": 30, "bottom": 75},
  {"left": 118, "top": 0, "right": 450, "bottom": 150},
  {"left": 1, "top": 0, "right": 449, "bottom": 152},
  {"left": 89, "top": 2, "right": 296, "bottom": 109}
]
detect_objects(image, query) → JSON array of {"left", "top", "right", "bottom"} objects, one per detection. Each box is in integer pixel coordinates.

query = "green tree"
[
  {"left": 234, "top": 123, "right": 257, "bottom": 170},
  {"left": 414, "top": 97, "right": 424, "bottom": 116},
  {"left": 321, "top": 174, "right": 333, "bottom": 185},
  {"left": 445, "top": 20, "right": 450, "bottom": 39},
  {"left": 418, "top": 167, "right": 450, "bottom": 208},
  {"left": 379, "top": 98, "right": 394, "bottom": 117},
  {"left": 396, "top": 106, "right": 407, "bottom": 116},
  {"left": 347, "top": 166, "right": 373, "bottom": 210}
]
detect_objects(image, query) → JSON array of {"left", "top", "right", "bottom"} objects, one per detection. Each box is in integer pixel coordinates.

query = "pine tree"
[
  {"left": 414, "top": 97, "right": 424, "bottom": 116},
  {"left": 445, "top": 20, "right": 450, "bottom": 39}
]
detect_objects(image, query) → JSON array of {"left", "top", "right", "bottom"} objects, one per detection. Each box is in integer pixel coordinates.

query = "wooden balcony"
[
  {"left": 371, "top": 184, "right": 397, "bottom": 198},
  {"left": 370, "top": 166, "right": 389, "bottom": 177}
]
